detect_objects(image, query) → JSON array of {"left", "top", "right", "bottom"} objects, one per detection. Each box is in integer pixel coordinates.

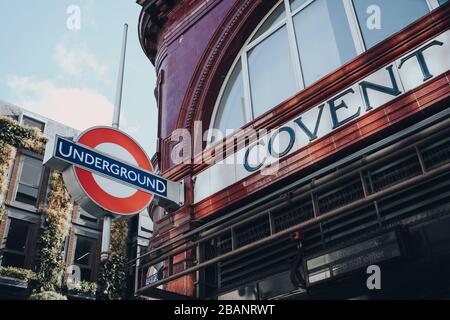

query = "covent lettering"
[
  {"left": 191, "top": 32, "right": 450, "bottom": 204},
  {"left": 243, "top": 39, "right": 444, "bottom": 172}
]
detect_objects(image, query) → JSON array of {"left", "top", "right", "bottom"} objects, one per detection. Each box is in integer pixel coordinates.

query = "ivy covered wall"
[
  {"left": 0, "top": 116, "right": 130, "bottom": 299},
  {"left": 97, "top": 220, "right": 129, "bottom": 300},
  {"left": 0, "top": 116, "right": 47, "bottom": 154},
  {"left": 0, "top": 141, "right": 15, "bottom": 223},
  {"left": 34, "top": 171, "right": 72, "bottom": 292}
]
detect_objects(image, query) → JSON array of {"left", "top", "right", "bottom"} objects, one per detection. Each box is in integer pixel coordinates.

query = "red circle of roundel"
[{"left": 74, "top": 127, "right": 153, "bottom": 215}]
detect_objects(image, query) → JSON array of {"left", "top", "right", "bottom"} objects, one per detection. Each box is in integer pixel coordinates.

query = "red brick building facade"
[{"left": 137, "top": 0, "right": 450, "bottom": 299}]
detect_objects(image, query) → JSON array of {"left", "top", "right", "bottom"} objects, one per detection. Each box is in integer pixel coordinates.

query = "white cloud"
[
  {"left": 124, "top": 124, "right": 142, "bottom": 135},
  {"left": 7, "top": 75, "right": 113, "bottom": 130},
  {"left": 54, "top": 42, "right": 109, "bottom": 82},
  {"left": 120, "top": 112, "right": 142, "bottom": 134},
  {"left": 83, "top": 0, "right": 98, "bottom": 29}
]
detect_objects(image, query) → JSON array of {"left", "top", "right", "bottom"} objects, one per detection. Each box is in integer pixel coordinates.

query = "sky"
[{"left": 0, "top": 0, "right": 158, "bottom": 156}]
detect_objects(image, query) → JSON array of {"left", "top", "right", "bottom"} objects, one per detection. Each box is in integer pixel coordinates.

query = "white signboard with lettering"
[{"left": 194, "top": 30, "right": 450, "bottom": 204}]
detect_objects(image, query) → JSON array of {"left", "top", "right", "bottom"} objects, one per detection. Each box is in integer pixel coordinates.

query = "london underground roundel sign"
[
  {"left": 44, "top": 126, "right": 183, "bottom": 218},
  {"left": 70, "top": 127, "right": 154, "bottom": 216}
]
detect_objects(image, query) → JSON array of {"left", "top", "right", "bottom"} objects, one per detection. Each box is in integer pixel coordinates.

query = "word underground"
[{"left": 55, "top": 137, "right": 168, "bottom": 197}]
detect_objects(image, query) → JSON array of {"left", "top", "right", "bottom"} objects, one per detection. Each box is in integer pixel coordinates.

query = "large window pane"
[
  {"left": 213, "top": 59, "right": 246, "bottom": 135},
  {"left": 248, "top": 26, "right": 298, "bottom": 118},
  {"left": 290, "top": 0, "right": 309, "bottom": 12},
  {"left": 5, "top": 219, "right": 30, "bottom": 252},
  {"left": 293, "top": 0, "right": 357, "bottom": 86},
  {"left": 353, "top": 0, "right": 430, "bottom": 49},
  {"left": 15, "top": 156, "right": 43, "bottom": 206},
  {"left": 1, "top": 219, "right": 32, "bottom": 268},
  {"left": 22, "top": 115, "right": 45, "bottom": 132},
  {"left": 74, "top": 236, "right": 95, "bottom": 266},
  {"left": 19, "top": 156, "right": 42, "bottom": 186},
  {"left": 1, "top": 252, "right": 26, "bottom": 268},
  {"left": 73, "top": 235, "right": 97, "bottom": 281},
  {"left": 250, "top": 3, "right": 286, "bottom": 43}
]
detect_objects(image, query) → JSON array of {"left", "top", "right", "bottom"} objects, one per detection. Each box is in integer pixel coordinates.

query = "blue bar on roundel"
[{"left": 54, "top": 137, "right": 168, "bottom": 197}]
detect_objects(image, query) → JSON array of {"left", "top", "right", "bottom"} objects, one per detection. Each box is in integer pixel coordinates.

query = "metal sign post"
[
  {"left": 101, "top": 23, "right": 129, "bottom": 262},
  {"left": 102, "top": 24, "right": 127, "bottom": 261},
  {"left": 43, "top": 25, "right": 184, "bottom": 265}
]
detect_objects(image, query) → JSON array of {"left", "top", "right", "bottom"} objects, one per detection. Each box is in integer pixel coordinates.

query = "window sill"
[
  {"left": 73, "top": 221, "right": 101, "bottom": 230},
  {"left": 5, "top": 201, "right": 39, "bottom": 214},
  {"left": 0, "top": 275, "right": 29, "bottom": 289}
]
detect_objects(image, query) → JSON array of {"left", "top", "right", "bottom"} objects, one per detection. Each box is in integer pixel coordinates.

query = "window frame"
[
  {"left": 76, "top": 206, "right": 100, "bottom": 229},
  {"left": 13, "top": 152, "right": 44, "bottom": 209},
  {"left": 208, "top": 0, "right": 440, "bottom": 146},
  {"left": 0, "top": 217, "right": 34, "bottom": 269},
  {"left": 19, "top": 113, "right": 46, "bottom": 134},
  {"left": 72, "top": 234, "right": 98, "bottom": 282}
]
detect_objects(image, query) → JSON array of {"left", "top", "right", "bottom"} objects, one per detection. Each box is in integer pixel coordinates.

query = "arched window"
[{"left": 210, "top": 0, "right": 438, "bottom": 142}]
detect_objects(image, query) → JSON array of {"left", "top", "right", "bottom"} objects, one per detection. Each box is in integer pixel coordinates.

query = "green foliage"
[
  {"left": 0, "top": 116, "right": 47, "bottom": 154},
  {"left": 96, "top": 255, "right": 128, "bottom": 300},
  {"left": 0, "top": 206, "right": 4, "bottom": 226},
  {"left": 67, "top": 280, "right": 98, "bottom": 298},
  {"left": 110, "top": 221, "right": 128, "bottom": 256},
  {"left": 0, "top": 142, "right": 15, "bottom": 225},
  {"left": 33, "top": 213, "right": 66, "bottom": 291},
  {"left": 0, "top": 266, "right": 37, "bottom": 281},
  {"left": 0, "top": 116, "right": 44, "bottom": 225},
  {"left": 0, "top": 118, "right": 70, "bottom": 294},
  {"left": 96, "top": 221, "right": 129, "bottom": 300},
  {"left": 29, "top": 291, "right": 67, "bottom": 300},
  {"left": 34, "top": 172, "right": 72, "bottom": 292},
  {"left": 0, "top": 116, "right": 131, "bottom": 300}
]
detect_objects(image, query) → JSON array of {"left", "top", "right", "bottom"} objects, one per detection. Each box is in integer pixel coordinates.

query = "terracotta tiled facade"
[{"left": 138, "top": 0, "right": 450, "bottom": 298}]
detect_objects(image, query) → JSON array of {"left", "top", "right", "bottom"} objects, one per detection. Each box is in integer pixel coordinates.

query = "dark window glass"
[
  {"left": 74, "top": 236, "right": 94, "bottom": 266},
  {"left": 353, "top": 0, "right": 430, "bottom": 48},
  {"left": 1, "top": 219, "right": 32, "bottom": 268},
  {"left": 78, "top": 209, "right": 98, "bottom": 224},
  {"left": 250, "top": 3, "right": 286, "bottom": 42},
  {"left": 2, "top": 252, "right": 26, "bottom": 268},
  {"left": 218, "top": 284, "right": 258, "bottom": 300},
  {"left": 7, "top": 114, "right": 19, "bottom": 122},
  {"left": 73, "top": 236, "right": 97, "bottom": 281},
  {"left": 129, "top": 215, "right": 139, "bottom": 235},
  {"left": 15, "top": 156, "right": 43, "bottom": 206},
  {"left": 22, "top": 115, "right": 45, "bottom": 132},
  {"left": 139, "top": 245, "right": 148, "bottom": 257},
  {"left": 5, "top": 219, "right": 29, "bottom": 251},
  {"left": 79, "top": 268, "right": 92, "bottom": 282},
  {"left": 258, "top": 272, "right": 296, "bottom": 299}
]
